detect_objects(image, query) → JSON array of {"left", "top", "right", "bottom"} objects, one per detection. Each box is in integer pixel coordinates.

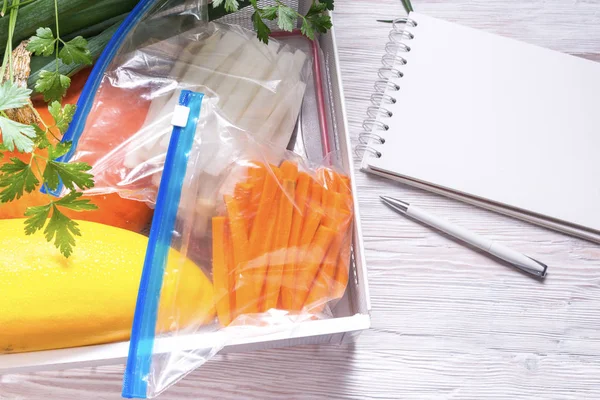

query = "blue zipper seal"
[
  {"left": 45, "top": 0, "right": 156, "bottom": 196},
  {"left": 122, "top": 90, "right": 204, "bottom": 399}
]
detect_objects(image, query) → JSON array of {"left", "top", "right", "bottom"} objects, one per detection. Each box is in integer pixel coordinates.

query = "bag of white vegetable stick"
[{"left": 53, "top": 1, "right": 311, "bottom": 204}]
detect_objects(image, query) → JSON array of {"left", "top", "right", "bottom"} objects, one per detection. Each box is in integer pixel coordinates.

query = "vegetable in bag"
[
  {"left": 123, "top": 90, "right": 354, "bottom": 398},
  {"left": 56, "top": 14, "right": 311, "bottom": 204}
]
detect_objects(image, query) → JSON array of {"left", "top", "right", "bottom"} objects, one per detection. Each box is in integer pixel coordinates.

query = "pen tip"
[{"left": 380, "top": 196, "right": 410, "bottom": 212}]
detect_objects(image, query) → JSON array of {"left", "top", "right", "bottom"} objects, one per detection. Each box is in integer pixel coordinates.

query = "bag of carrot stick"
[
  {"left": 122, "top": 91, "right": 353, "bottom": 398},
  {"left": 51, "top": 5, "right": 312, "bottom": 205}
]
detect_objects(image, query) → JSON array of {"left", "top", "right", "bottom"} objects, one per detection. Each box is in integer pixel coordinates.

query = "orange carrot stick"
[
  {"left": 305, "top": 209, "right": 352, "bottom": 313},
  {"left": 280, "top": 160, "right": 299, "bottom": 182},
  {"left": 333, "top": 227, "right": 353, "bottom": 300},
  {"left": 280, "top": 172, "right": 311, "bottom": 310},
  {"left": 291, "top": 207, "right": 324, "bottom": 310},
  {"left": 212, "top": 217, "right": 232, "bottom": 326},
  {"left": 247, "top": 166, "right": 282, "bottom": 313},
  {"left": 255, "top": 187, "right": 281, "bottom": 311},
  {"left": 339, "top": 175, "right": 351, "bottom": 195},
  {"left": 234, "top": 182, "right": 253, "bottom": 212},
  {"left": 319, "top": 167, "right": 337, "bottom": 203},
  {"left": 332, "top": 192, "right": 354, "bottom": 300},
  {"left": 263, "top": 179, "right": 295, "bottom": 311},
  {"left": 303, "top": 191, "right": 344, "bottom": 313},
  {"left": 322, "top": 191, "right": 344, "bottom": 228},
  {"left": 247, "top": 163, "right": 266, "bottom": 231},
  {"left": 224, "top": 195, "right": 251, "bottom": 316},
  {"left": 294, "top": 225, "right": 336, "bottom": 310},
  {"left": 310, "top": 178, "right": 323, "bottom": 208},
  {"left": 225, "top": 220, "right": 236, "bottom": 320}
]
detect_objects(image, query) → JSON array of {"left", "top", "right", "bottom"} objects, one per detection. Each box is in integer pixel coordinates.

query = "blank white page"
[{"left": 363, "top": 12, "right": 600, "bottom": 232}]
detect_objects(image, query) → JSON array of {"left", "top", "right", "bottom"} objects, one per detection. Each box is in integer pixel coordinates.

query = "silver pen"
[{"left": 381, "top": 196, "right": 548, "bottom": 278}]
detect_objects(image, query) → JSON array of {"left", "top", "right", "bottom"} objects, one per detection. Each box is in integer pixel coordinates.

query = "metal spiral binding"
[{"left": 356, "top": 17, "right": 417, "bottom": 158}]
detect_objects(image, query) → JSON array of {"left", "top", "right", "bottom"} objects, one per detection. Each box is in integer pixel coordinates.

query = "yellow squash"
[{"left": 0, "top": 219, "right": 215, "bottom": 354}]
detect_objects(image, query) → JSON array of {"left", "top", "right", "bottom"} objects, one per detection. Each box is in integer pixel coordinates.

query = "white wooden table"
[{"left": 3, "top": 1, "right": 600, "bottom": 398}]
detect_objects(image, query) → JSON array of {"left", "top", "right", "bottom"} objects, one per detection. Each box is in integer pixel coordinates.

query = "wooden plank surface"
[{"left": 2, "top": 1, "right": 600, "bottom": 398}]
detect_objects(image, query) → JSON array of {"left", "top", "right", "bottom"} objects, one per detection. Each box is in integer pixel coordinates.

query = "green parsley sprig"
[
  {"left": 0, "top": 0, "right": 97, "bottom": 258},
  {"left": 212, "top": 0, "right": 334, "bottom": 43},
  {"left": 26, "top": 0, "right": 92, "bottom": 102}
]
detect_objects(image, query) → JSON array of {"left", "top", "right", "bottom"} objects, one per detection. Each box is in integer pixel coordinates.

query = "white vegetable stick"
[
  {"left": 259, "top": 81, "right": 307, "bottom": 145},
  {"left": 123, "top": 120, "right": 172, "bottom": 168},
  {"left": 137, "top": 31, "right": 244, "bottom": 155},
  {"left": 138, "top": 34, "right": 220, "bottom": 134},
  {"left": 252, "top": 51, "right": 307, "bottom": 141},
  {"left": 202, "top": 140, "right": 234, "bottom": 177},
  {"left": 239, "top": 49, "right": 307, "bottom": 137},
  {"left": 172, "top": 31, "right": 220, "bottom": 81},
  {"left": 272, "top": 81, "right": 307, "bottom": 150},
  {"left": 236, "top": 51, "right": 294, "bottom": 133},
  {"left": 202, "top": 33, "right": 249, "bottom": 94},
  {"left": 221, "top": 40, "right": 281, "bottom": 122},
  {"left": 193, "top": 197, "right": 216, "bottom": 237},
  {"left": 180, "top": 30, "right": 246, "bottom": 90},
  {"left": 142, "top": 31, "right": 237, "bottom": 123},
  {"left": 210, "top": 39, "right": 264, "bottom": 109},
  {"left": 289, "top": 49, "right": 308, "bottom": 83}
]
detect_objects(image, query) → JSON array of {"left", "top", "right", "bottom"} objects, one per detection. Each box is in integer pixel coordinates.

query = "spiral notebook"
[{"left": 359, "top": 12, "right": 600, "bottom": 243}]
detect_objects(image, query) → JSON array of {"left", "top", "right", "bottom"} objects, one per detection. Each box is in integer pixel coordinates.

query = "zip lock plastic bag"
[
  {"left": 51, "top": 0, "right": 311, "bottom": 203},
  {"left": 123, "top": 91, "right": 354, "bottom": 398}
]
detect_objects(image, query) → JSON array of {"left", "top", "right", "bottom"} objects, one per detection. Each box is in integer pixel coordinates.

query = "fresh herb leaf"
[
  {"left": 213, "top": 0, "right": 333, "bottom": 43},
  {"left": 58, "top": 36, "right": 92, "bottom": 65},
  {"left": 0, "top": 157, "right": 39, "bottom": 201},
  {"left": 302, "top": 12, "right": 332, "bottom": 39},
  {"left": 33, "top": 125, "right": 51, "bottom": 149},
  {"left": 260, "top": 6, "right": 277, "bottom": 20},
  {"left": 48, "top": 101, "right": 76, "bottom": 133},
  {"left": 44, "top": 205, "right": 80, "bottom": 258},
  {"left": 306, "top": 2, "right": 327, "bottom": 16},
  {"left": 277, "top": 5, "right": 296, "bottom": 32},
  {"left": 35, "top": 70, "right": 71, "bottom": 102},
  {"left": 55, "top": 191, "right": 97, "bottom": 211},
  {"left": 253, "top": 10, "right": 271, "bottom": 44},
  {"left": 48, "top": 141, "right": 71, "bottom": 160},
  {"left": 0, "top": 81, "right": 32, "bottom": 110},
  {"left": 24, "top": 203, "right": 51, "bottom": 235},
  {"left": 310, "top": 13, "right": 332, "bottom": 33},
  {"left": 26, "top": 27, "right": 56, "bottom": 57},
  {"left": 300, "top": 19, "right": 315, "bottom": 41},
  {"left": 225, "top": 0, "right": 240, "bottom": 13},
  {"left": 320, "top": 0, "right": 334, "bottom": 11},
  {"left": 23, "top": 193, "right": 97, "bottom": 258},
  {"left": 212, "top": 0, "right": 239, "bottom": 13},
  {"left": 42, "top": 159, "right": 94, "bottom": 191},
  {"left": 0, "top": 116, "right": 36, "bottom": 152}
]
